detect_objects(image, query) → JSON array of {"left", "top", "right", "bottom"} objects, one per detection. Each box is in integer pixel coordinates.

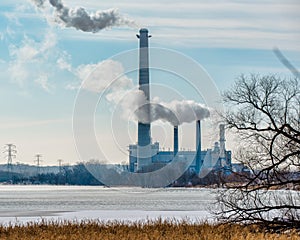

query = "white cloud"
[
  {"left": 8, "top": 61, "right": 29, "bottom": 88},
  {"left": 57, "top": 51, "right": 72, "bottom": 71},
  {"left": 76, "top": 59, "right": 133, "bottom": 93},
  {"left": 5, "top": 26, "right": 16, "bottom": 39},
  {"left": 0, "top": 118, "right": 69, "bottom": 130},
  {"left": 9, "top": 38, "right": 39, "bottom": 61},
  {"left": 65, "top": 83, "right": 79, "bottom": 90},
  {"left": 35, "top": 74, "right": 53, "bottom": 93},
  {"left": 7, "top": 30, "right": 73, "bottom": 91},
  {"left": 40, "top": 30, "right": 57, "bottom": 51}
]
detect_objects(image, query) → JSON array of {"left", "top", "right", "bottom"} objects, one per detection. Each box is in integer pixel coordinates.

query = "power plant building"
[
  {"left": 129, "top": 29, "right": 232, "bottom": 175},
  {"left": 129, "top": 124, "right": 232, "bottom": 174}
]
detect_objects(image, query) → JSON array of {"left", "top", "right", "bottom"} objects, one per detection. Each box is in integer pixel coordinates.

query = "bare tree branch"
[{"left": 216, "top": 73, "right": 300, "bottom": 230}]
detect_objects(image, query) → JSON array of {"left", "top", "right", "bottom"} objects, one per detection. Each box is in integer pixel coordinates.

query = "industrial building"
[
  {"left": 129, "top": 123, "right": 232, "bottom": 174},
  {"left": 129, "top": 29, "right": 232, "bottom": 175}
]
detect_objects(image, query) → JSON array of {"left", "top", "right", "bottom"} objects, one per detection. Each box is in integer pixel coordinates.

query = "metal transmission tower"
[
  {"left": 3, "top": 144, "right": 17, "bottom": 175},
  {"left": 34, "top": 154, "right": 42, "bottom": 175},
  {"left": 58, "top": 159, "right": 63, "bottom": 173}
]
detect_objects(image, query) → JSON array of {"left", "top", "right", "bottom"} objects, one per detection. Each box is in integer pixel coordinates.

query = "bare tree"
[{"left": 216, "top": 74, "right": 300, "bottom": 230}]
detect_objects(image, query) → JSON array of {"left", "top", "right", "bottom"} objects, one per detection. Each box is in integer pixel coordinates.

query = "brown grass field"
[{"left": 0, "top": 219, "right": 299, "bottom": 240}]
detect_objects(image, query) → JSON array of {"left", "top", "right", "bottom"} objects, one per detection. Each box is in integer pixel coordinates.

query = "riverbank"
[
  {"left": 0, "top": 220, "right": 299, "bottom": 240},
  {"left": 0, "top": 209, "right": 212, "bottom": 226}
]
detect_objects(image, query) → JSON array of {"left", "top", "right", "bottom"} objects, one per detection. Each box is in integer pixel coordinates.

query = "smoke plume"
[
  {"left": 77, "top": 60, "right": 210, "bottom": 126},
  {"left": 108, "top": 88, "right": 210, "bottom": 126},
  {"left": 32, "top": 0, "right": 136, "bottom": 32},
  {"left": 134, "top": 97, "right": 210, "bottom": 126}
]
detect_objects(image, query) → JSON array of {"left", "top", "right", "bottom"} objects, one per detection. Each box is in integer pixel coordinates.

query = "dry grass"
[{"left": 0, "top": 219, "right": 299, "bottom": 240}]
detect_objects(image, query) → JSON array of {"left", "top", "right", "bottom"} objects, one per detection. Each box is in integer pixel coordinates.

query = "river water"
[{"left": 0, "top": 185, "right": 217, "bottom": 224}]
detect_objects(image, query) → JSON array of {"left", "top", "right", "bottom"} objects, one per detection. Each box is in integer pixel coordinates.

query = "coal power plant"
[{"left": 128, "top": 29, "right": 232, "bottom": 174}]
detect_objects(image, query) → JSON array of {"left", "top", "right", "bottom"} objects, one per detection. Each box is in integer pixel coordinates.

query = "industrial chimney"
[
  {"left": 219, "top": 124, "right": 226, "bottom": 162},
  {"left": 174, "top": 126, "right": 178, "bottom": 156},
  {"left": 136, "top": 28, "right": 152, "bottom": 171},
  {"left": 195, "top": 120, "right": 202, "bottom": 174}
]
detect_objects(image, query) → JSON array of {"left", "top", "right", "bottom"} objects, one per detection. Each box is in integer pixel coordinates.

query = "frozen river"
[{"left": 0, "top": 185, "right": 217, "bottom": 224}]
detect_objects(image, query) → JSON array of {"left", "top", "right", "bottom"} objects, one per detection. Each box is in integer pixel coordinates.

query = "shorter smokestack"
[
  {"left": 174, "top": 126, "right": 178, "bottom": 156},
  {"left": 195, "top": 120, "right": 201, "bottom": 174},
  {"left": 219, "top": 124, "right": 226, "bottom": 159}
]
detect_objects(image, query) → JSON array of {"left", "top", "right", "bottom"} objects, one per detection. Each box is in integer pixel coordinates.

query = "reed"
[{"left": 0, "top": 219, "right": 299, "bottom": 240}]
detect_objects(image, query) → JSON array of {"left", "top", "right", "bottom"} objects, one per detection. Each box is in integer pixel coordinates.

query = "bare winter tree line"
[{"left": 215, "top": 49, "right": 300, "bottom": 230}]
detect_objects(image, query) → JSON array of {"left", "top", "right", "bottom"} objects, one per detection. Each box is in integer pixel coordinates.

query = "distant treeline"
[
  {"left": 0, "top": 163, "right": 241, "bottom": 187},
  {"left": 0, "top": 163, "right": 103, "bottom": 186},
  {"left": 2, "top": 162, "right": 297, "bottom": 188}
]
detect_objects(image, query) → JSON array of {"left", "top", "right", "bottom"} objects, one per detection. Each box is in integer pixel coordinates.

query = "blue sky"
[{"left": 0, "top": 0, "right": 299, "bottom": 165}]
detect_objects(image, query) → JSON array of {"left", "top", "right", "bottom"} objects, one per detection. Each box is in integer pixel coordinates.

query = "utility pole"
[
  {"left": 3, "top": 144, "right": 17, "bottom": 179},
  {"left": 58, "top": 159, "right": 63, "bottom": 173},
  {"left": 34, "top": 154, "right": 42, "bottom": 175}
]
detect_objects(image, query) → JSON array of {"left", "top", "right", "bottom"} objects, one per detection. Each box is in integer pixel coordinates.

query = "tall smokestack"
[
  {"left": 219, "top": 124, "right": 226, "bottom": 160},
  {"left": 174, "top": 126, "right": 178, "bottom": 156},
  {"left": 136, "top": 28, "right": 152, "bottom": 171},
  {"left": 195, "top": 120, "right": 201, "bottom": 174}
]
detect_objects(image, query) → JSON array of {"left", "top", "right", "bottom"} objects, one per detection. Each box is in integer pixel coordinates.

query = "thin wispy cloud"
[
  {"left": 1, "top": 0, "right": 298, "bottom": 50},
  {"left": 35, "top": 74, "right": 54, "bottom": 93},
  {"left": 5, "top": 30, "right": 75, "bottom": 91},
  {"left": 46, "top": 1, "right": 300, "bottom": 50},
  {"left": 1, "top": 0, "right": 299, "bottom": 94},
  {"left": 0, "top": 118, "right": 69, "bottom": 130}
]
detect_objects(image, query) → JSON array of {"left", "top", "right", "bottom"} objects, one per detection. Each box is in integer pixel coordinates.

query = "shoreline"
[{"left": 0, "top": 209, "right": 213, "bottom": 226}]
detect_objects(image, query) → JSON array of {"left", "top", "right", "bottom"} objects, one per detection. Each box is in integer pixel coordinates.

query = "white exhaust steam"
[
  {"left": 78, "top": 60, "right": 210, "bottom": 126},
  {"left": 132, "top": 95, "right": 210, "bottom": 126},
  {"left": 32, "top": 0, "right": 136, "bottom": 32},
  {"left": 108, "top": 88, "right": 210, "bottom": 126}
]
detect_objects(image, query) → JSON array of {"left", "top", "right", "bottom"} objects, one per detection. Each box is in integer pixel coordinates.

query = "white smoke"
[
  {"left": 168, "top": 100, "right": 210, "bottom": 124},
  {"left": 32, "top": 0, "right": 45, "bottom": 8},
  {"left": 78, "top": 60, "right": 210, "bottom": 126},
  {"left": 31, "top": 0, "right": 136, "bottom": 32},
  {"left": 133, "top": 98, "right": 210, "bottom": 126},
  {"left": 108, "top": 88, "right": 210, "bottom": 126},
  {"left": 108, "top": 89, "right": 148, "bottom": 121},
  {"left": 76, "top": 60, "right": 133, "bottom": 93}
]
